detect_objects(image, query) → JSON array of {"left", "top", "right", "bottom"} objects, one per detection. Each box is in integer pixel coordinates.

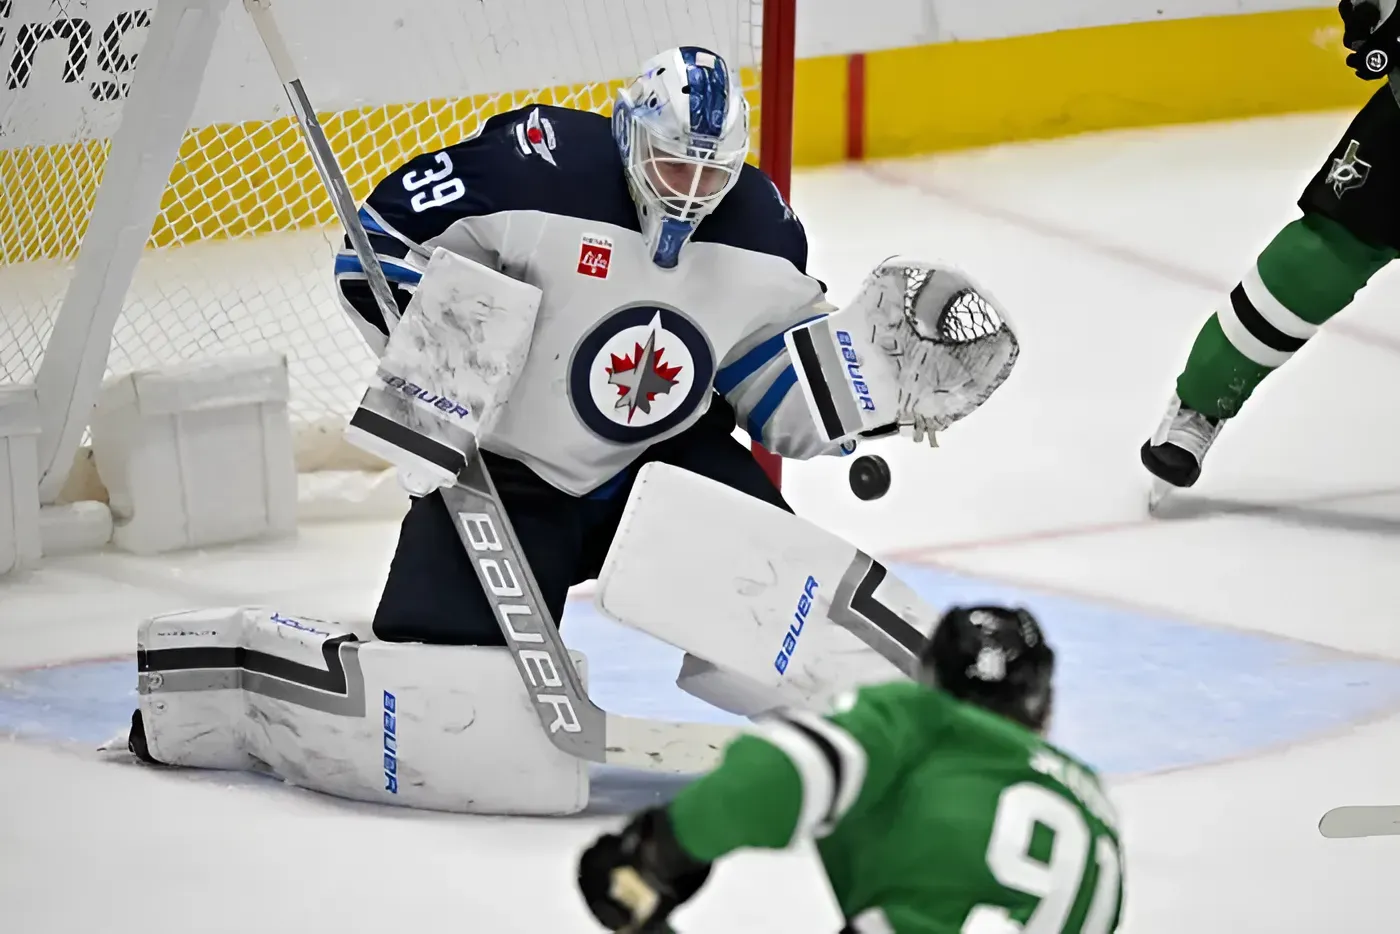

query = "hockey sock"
[{"left": 1174, "top": 213, "right": 1396, "bottom": 420}]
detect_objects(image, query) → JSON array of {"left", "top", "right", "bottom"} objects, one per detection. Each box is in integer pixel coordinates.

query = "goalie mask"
[{"left": 613, "top": 46, "right": 750, "bottom": 269}]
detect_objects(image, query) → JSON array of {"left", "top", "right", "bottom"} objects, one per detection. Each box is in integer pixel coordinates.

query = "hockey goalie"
[{"left": 120, "top": 46, "right": 1020, "bottom": 816}]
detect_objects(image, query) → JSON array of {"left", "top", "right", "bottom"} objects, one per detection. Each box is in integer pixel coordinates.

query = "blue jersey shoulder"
[
  {"left": 692, "top": 163, "right": 810, "bottom": 275},
  {"left": 363, "top": 105, "right": 638, "bottom": 245}
]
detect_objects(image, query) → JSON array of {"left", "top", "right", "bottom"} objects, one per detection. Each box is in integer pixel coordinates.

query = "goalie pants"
[{"left": 372, "top": 396, "right": 791, "bottom": 646}]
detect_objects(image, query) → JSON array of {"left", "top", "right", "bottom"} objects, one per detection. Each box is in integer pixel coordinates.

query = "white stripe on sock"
[
  {"left": 1217, "top": 292, "right": 1291, "bottom": 368},
  {"left": 1241, "top": 265, "right": 1319, "bottom": 340}
]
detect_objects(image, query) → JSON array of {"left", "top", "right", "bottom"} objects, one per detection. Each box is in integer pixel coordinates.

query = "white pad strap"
[
  {"left": 597, "top": 464, "right": 936, "bottom": 711},
  {"left": 137, "top": 607, "right": 588, "bottom": 815},
  {"left": 345, "top": 247, "right": 541, "bottom": 493}
]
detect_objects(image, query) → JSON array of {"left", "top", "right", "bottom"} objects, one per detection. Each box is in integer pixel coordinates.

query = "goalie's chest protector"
[{"left": 414, "top": 110, "right": 822, "bottom": 496}]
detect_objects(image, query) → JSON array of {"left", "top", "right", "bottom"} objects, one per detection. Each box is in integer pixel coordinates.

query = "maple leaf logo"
[{"left": 606, "top": 324, "right": 684, "bottom": 422}]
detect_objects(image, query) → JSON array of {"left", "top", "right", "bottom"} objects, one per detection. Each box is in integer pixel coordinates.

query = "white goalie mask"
[{"left": 612, "top": 46, "right": 750, "bottom": 269}]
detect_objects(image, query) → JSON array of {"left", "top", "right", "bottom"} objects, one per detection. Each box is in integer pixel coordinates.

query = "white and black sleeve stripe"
[{"left": 755, "top": 709, "right": 869, "bottom": 839}]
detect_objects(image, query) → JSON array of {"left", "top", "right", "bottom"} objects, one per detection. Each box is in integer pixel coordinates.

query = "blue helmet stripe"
[{"left": 679, "top": 46, "right": 729, "bottom": 139}]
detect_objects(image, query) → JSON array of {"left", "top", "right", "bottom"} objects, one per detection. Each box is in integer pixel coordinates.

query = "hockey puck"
[{"left": 849, "top": 454, "right": 891, "bottom": 501}]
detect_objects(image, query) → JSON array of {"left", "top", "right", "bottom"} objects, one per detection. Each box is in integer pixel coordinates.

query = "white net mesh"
[{"left": 0, "top": 0, "right": 769, "bottom": 476}]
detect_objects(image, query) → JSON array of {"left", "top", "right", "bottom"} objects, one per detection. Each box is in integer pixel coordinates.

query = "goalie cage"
[{"left": 0, "top": 0, "right": 797, "bottom": 560}]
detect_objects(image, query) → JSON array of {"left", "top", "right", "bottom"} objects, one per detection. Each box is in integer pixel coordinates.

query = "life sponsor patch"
[
  {"left": 577, "top": 234, "right": 613, "bottom": 279},
  {"left": 568, "top": 303, "right": 714, "bottom": 444}
]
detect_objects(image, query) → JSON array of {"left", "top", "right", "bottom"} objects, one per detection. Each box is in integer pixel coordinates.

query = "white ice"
[{"left": 5, "top": 110, "right": 1400, "bottom": 931}]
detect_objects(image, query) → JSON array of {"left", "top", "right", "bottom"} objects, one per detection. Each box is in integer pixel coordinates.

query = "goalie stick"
[
  {"left": 242, "top": 0, "right": 738, "bottom": 774},
  {"left": 1319, "top": 806, "right": 1400, "bottom": 839}
]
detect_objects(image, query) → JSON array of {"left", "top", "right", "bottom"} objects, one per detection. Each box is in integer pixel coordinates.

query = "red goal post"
[{"left": 754, "top": 0, "right": 798, "bottom": 489}]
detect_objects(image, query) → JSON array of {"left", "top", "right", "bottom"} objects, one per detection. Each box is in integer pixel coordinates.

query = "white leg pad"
[
  {"left": 138, "top": 607, "right": 589, "bottom": 815},
  {"left": 599, "top": 464, "right": 932, "bottom": 711}
]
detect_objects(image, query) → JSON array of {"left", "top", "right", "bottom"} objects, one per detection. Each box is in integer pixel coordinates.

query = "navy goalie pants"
[{"left": 372, "top": 396, "right": 791, "bottom": 646}]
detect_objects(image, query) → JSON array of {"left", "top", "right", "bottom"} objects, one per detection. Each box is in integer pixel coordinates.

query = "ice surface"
[{"left": 5, "top": 110, "right": 1400, "bottom": 931}]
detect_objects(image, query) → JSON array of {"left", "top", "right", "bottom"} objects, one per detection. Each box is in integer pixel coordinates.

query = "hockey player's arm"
[
  {"left": 576, "top": 687, "right": 929, "bottom": 933},
  {"left": 664, "top": 687, "right": 920, "bottom": 861}
]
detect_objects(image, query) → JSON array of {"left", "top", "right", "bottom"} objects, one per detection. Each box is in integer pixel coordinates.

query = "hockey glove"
[
  {"left": 577, "top": 807, "right": 712, "bottom": 932},
  {"left": 1340, "top": 0, "right": 1400, "bottom": 79}
]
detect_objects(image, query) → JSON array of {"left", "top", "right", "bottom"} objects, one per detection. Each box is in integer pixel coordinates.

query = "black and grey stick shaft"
[{"left": 243, "top": 0, "right": 401, "bottom": 332}]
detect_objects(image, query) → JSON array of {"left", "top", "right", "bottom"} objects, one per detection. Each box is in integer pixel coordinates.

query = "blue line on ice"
[{"left": 4, "top": 563, "right": 1399, "bottom": 777}]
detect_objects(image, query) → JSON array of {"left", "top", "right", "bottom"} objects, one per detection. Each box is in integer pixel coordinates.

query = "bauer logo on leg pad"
[
  {"left": 383, "top": 690, "right": 399, "bottom": 794},
  {"left": 775, "top": 576, "right": 820, "bottom": 675}
]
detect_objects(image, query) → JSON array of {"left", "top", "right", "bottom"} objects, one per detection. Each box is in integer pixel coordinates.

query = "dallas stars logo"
[
  {"left": 1327, "top": 139, "right": 1371, "bottom": 199},
  {"left": 605, "top": 318, "right": 684, "bottom": 422}
]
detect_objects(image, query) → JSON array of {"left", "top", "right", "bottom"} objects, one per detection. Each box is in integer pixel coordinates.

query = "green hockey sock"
[{"left": 1175, "top": 213, "right": 1396, "bottom": 419}]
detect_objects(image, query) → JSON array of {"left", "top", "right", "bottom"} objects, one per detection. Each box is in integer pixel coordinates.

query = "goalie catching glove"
[
  {"left": 785, "top": 258, "right": 1019, "bottom": 449},
  {"left": 577, "top": 807, "right": 712, "bottom": 932}
]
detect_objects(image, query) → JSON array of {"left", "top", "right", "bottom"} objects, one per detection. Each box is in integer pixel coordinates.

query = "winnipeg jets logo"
[
  {"left": 606, "top": 319, "right": 684, "bottom": 421},
  {"left": 569, "top": 304, "right": 715, "bottom": 443}
]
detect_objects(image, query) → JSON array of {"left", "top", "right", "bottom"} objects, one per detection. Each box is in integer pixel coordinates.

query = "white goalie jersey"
[{"left": 335, "top": 104, "right": 844, "bottom": 497}]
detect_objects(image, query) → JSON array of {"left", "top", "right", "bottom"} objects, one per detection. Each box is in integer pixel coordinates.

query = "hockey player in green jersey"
[
  {"left": 576, "top": 605, "right": 1124, "bottom": 934},
  {"left": 1143, "top": 0, "right": 1400, "bottom": 498}
]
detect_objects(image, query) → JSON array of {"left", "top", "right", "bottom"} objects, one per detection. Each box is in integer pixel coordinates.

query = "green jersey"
[{"left": 667, "top": 682, "right": 1123, "bottom": 934}]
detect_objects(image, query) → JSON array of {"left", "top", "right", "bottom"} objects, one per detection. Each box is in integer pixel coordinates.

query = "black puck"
[{"left": 849, "top": 454, "right": 891, "bottom": 501}]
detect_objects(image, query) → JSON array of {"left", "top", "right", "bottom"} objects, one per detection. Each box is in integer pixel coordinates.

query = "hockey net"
[{"left": 0, "top": 0, "right": 788, "bottom": 508}]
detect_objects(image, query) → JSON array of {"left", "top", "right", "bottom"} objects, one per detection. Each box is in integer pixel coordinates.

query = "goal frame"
[
  {"left": 22, "top": 0, "right": 798, "bottom": 505},
  {"left": 753, "top": 0, "right": 797, "bottom": 489}
]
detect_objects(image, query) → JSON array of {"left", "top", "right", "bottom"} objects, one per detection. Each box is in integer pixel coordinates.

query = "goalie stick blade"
[{"left": 1319, "top": 806, "right": 1400, "bottom": 838}]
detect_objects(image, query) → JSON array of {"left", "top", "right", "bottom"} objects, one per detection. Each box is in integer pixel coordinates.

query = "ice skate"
[{"left": 1141, "top": 394, "right": 1222, "bottom": 512}]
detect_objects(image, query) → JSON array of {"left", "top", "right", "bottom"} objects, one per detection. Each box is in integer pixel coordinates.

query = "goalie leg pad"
[
  {"left": 674, "top": 654, "right": 790, "bottom": 718},
  {"left": 598, "top": 464, "right": 937, "bottom": 712},
  {"left": 137, "top": 607, "right": 589, "bottom": 815}
]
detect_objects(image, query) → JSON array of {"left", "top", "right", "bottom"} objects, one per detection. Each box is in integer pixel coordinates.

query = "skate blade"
[{"left": 1147, "top": 478, "right": 1175, "bottom": 515}]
